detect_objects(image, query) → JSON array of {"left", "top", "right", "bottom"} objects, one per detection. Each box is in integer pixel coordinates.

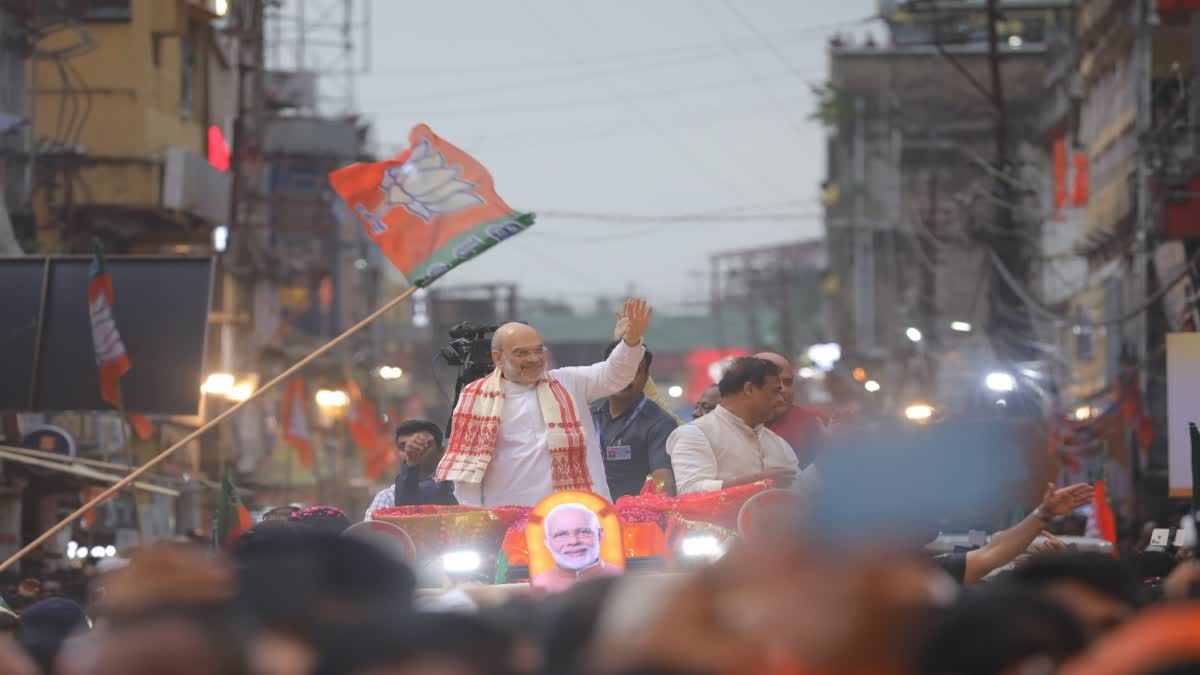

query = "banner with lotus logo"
[{"left": 329, "top": 124, "right": 534, "bottom": 287}]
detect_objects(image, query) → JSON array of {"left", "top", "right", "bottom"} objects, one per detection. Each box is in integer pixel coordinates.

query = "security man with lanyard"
[{"left": 590, "top": 340, "right": 679, "bottom": 498}]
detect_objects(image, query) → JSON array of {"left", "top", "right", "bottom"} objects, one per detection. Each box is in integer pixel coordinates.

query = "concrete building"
[
  {"left": 821, "top": 1, "right": 1070, "bottom": 417},
  {"left": 23, "top": 0, "right": 234, "bottom": 254},
  {"left": 1035, "top": 0, "right": 1195, "bottom": 508}
]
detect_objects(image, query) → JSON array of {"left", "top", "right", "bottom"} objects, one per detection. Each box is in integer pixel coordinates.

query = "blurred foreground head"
[
  {"left": 95, "top": 542, "right": 235, "bottom": 618},
  {"left": 16, "top": 598, "right": 89, "bottom": 673},
  {"left": 61, "top": 543, "right": 246, "bottom": 675},
  {"left": 1060, "top": 603, "right": 1200, "bottom": 675},
  {"left": 231, "top": 521, "right": 415, "bottom": 638},
  {"left": 593, "top": 540, "right": 951, "bottom": 674},
  {"left": 1008, "top": 552, "right": 1141, "bottom": 638},
  {"left": 321, "top": 611, "right": 514, "bottom": 675},
  {"left": 917, "top": 583, "right": 1088, "bottom": 675}
]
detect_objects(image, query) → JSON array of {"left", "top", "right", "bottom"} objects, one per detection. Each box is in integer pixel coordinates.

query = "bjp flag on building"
[
  {"left": 89, "top": 242, "right": 151, "bottom": 439},
  {"left": 329, "top": 124, "right": 534, "bottom": 286}
]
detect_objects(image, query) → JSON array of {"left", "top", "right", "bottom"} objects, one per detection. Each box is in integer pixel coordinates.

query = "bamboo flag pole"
[{"left": 0, "top": 286, "right": 419, "bottom": 573}]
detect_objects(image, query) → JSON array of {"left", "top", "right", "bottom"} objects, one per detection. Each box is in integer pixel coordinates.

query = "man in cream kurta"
[
  {"left": 451, "top": 299, "right": 654, "bottom": 507},
  {"left": 667, "top": 357, "right": 813, "bottom": 495}
]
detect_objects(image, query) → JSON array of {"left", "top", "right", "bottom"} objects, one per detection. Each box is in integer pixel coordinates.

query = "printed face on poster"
[{"left": 526, "top": 491, "right": 625, "bottom": 593}]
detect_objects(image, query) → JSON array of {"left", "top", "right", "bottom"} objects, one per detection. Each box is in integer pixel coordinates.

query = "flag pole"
[{"left": 0, "top": 285, "right": 420, "bottom": 572}]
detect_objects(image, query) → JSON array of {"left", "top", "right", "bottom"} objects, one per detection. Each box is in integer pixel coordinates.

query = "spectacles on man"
[{"left": 511, "top": 345, "right": 547, "bottom": 359}]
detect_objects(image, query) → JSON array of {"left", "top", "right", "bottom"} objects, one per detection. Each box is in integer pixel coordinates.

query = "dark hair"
[
  {"left": 17, "top": 598, "right": 90, "bottom": 672},
  {"left": 233, "top": 530, "right": 416, "bottom": 645},
  {"left": 717, "top": 357, "right": 781, "bottom": 397},
  {"left": 1009, "top": 552, "right": 1142, "bottom": 608},
  {"left": 540, "top": 576, "right": 623, "bottom": 675},
  {"left": 605, "top": 340, "right": 653, "bottom": 370},
  {"left": 394, "top": 419, "right": 444, "bottom": 449},
  {"left": 917, "top": 584, "right": 1088, "bottom": 675},
  {"left": 314, "top": 605, "right": 507, "bottom": 675}
]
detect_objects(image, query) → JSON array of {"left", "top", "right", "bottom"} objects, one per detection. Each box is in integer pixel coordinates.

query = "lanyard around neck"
[{"left": 595, "top": 395, "right": 650, "bottom": 444}]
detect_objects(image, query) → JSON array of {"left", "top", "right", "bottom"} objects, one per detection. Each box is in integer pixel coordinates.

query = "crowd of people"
[
  {"left": 3, "top": 301, "right": 1200, "bottom": 673},
  {"left": 2, "top": 506, "right": 1200, "bottom": 674}
]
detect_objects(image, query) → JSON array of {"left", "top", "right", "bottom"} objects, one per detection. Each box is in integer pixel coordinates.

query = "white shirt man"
[
  {"left": 668, "top": 357, "right": 808, "bottom": 495},
  {"left": 438, "top": 299, "right": 655, "bottom": 507}
]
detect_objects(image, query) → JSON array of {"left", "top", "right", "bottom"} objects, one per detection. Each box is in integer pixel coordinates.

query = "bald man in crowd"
[
  {"left": 756, "top": 352, "right": 827, "bottom": 469},
  {"left": 435, "top": 299, "right": 654, "bottom": 506}
]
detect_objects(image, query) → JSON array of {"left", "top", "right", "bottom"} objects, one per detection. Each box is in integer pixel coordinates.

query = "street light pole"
[{"left": 984, "top": 0, "right": 1036, "bottom": 367}]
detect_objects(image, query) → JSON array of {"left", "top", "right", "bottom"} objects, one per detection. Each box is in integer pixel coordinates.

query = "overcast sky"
[{"left": 345, "top": 0, "right": 878, "bottom": 312}]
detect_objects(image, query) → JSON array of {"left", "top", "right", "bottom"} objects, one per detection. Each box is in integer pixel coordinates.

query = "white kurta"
[
  {"left": 667, "top": 404, "right": 803, "bottom": 495},
  {"left": 453, "top": 339, "right": 646, "bottom": 507}
]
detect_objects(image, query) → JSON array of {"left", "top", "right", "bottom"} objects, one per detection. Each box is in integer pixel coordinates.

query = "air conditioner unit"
[{"left": 162, "top": 146, "right": 231, "bottom": 224}]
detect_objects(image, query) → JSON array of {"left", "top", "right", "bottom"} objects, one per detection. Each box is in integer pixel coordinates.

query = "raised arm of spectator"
[{"left": 963, "top": 482, "right": 1093, "bottom": 584}]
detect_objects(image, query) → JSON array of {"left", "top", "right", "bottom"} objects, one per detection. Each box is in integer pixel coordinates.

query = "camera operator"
[{"left": 364, "top": 420, "right": 456, "bottom": 520}]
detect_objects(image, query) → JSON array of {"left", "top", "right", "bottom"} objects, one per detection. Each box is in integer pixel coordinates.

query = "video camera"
[
  {"left": 439, "top": 322, "right": 502, "bottom": 436},
  {"left": 440, "top": 322, "right": 501, "bottom": 397},
  {"left": 440, "top": 322, "right": 498, "bottom": 367}
]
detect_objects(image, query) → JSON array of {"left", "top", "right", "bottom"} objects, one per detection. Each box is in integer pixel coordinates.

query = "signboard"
[
  {"left": 1167, "top": 333, "right": 1200, "bottom": 496},
  {"left": 0, "top": 257, "right": 213, "bottom": 415}
]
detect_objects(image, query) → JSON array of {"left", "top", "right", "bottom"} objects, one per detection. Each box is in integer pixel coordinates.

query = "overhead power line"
[
  {"left": 362, "top": 69, "right": 819, "bottom": 116},
  {"left": 364, "top": 50, "right": 784, "bottom": 106},
  {"left": 989, "top": 247, "right": 1200, "bottom": 328},
  {"left": 359, "top": 14, "right": 881, "bottom": 78}
]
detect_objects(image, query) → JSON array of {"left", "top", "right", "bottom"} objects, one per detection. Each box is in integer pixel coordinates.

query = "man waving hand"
[{"left": 436, "top": 299, "right": 654, "bottom": 506}]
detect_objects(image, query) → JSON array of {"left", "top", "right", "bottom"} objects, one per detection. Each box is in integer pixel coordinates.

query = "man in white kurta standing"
[{"left": 435, "top": 298, "right": 654, "bottom": 506}]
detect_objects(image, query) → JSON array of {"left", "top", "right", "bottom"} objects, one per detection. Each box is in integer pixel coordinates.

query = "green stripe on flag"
[
  {"left": 493, "top": 548, "right": 510, "bottom": 585},
  {"left": 409, "top": 212, "right": 536, "bottom": 288}
]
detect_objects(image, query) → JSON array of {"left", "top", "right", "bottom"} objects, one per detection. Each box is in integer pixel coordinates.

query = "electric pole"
[{"left": 984, "top": 0, "right": 1035, "bottom": 368}]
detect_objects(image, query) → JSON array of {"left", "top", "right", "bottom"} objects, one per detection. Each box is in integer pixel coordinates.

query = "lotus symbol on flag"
[{"left": 380, "top": 139, "right": 484, "bottom": 223}]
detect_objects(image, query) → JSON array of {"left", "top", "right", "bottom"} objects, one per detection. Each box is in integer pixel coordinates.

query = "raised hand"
[
  {"left": 612, "top": 310, "right": 630, "bottom": 342},
  {"left": 1039, "top": 482, "right": 1094, "bottom": 518},
  {"left": 620, "top": 298, "right": 653, "bottom": 346},
  {"left": 400, "top": 431, "right": 437, "bottom": 466}
]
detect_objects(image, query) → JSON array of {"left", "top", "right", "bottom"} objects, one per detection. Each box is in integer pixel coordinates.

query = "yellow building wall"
[{"left": 28, "top": 0, "right": 210, "bottom": 208}]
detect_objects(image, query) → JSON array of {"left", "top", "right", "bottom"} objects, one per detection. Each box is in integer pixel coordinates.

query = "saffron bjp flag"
[
  {"left": 280, "top": 378, "right": 315, "bottom": 469},
  {"left": 89, "top": 243, "right": 131, "bottom": 408},
  {"left": 346, "top": 381, "right": 390, "bottom": 481},
  {"left": 329, "top": 124, "right": 534, "bottom": 287},
  {"left": 89, "top": 243, "right": 154, "bottom": 440}
]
